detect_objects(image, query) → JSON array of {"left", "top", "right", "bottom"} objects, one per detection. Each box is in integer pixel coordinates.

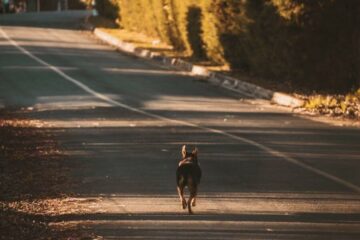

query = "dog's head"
[{"left": 181, "top": 145, "right": 198, "bottom": 163}]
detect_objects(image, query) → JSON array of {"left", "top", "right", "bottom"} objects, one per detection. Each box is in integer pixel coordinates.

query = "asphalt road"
[{"left": 1, "top": 11, "right": 360, "bottom": 239}]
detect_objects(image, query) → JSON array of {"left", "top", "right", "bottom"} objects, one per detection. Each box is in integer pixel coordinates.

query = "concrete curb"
[{"left": 85, "top": 25, "right": 304, "bottom": 108}]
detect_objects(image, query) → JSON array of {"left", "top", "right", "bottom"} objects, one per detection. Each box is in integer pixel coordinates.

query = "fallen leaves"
[
  {"left": 297, "top": 91, "right": 360, "bottom": 120},
  {"left": 0, "top": 110, "right": 92, "bottom": 239},
  {"left": 0, "top": 203, "right": 50, "bottom": 240}
]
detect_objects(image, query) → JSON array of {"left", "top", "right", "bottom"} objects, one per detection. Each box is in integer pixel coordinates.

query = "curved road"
[{"left": 1, "top": 11, "right": 360, "bottom": 239}]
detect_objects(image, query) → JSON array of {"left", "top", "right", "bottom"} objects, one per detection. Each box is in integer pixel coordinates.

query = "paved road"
[{"left": 1, "top": 11, "right": 360, "bottom": 239}]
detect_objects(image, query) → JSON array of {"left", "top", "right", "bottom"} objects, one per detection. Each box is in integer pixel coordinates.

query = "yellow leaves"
[
  {"left": 271, "top": 0, "right": 304, "bottom": 20},
  {"left": 340, "top": 102, "right": 347, "bottom": 113},
  {"left": 0, "top": 110, "right": 91, "bottom": 240},
  {"left": 0, "top": 112, "right": 68, "bottom": 202},
  {"left": 356, "top": 88, "right": 360, "bottom": 97},
  {"left": 1, "top": 198, "right": 97, "bottom": 239},
  {"left": 303, "top": 92, "right": 360, "bottom": 118},
  {"left": 0, "top": 119, "right": 44, "bottom": 128}
]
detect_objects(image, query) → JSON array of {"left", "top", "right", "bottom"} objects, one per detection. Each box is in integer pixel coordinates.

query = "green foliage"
[
  {"left": 209, "top": 0, "right": 360, "bottom": 91},
  {"left": 117, "top": 0, "right": 166, "bottom": 42},
  {"left": 39, "top": 0, "right": 57, "bottom": 10},
  {"left": 117, "top": 0, "right": 205, "bottom": 57},
  {"left": 97, "top": 0, "right": 360, "bottom": 92},
  {"left": 186, "top": 6, "right": 206, "bottom": 59},
  {"left": 68, "top": 0, "right": 87, "bottom": 9},
  {"left": 96, "top": 0, "right": 120, "bottom": 20},
  {"left": 169, "top": 0, "right": 204, "bottom": 56},
  {"left": 199, "top": 0, "right": 224, "bottom": 64}
]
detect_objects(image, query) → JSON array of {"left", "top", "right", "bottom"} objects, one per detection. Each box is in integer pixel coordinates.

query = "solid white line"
[{"left": 1, "top": 27, "right": 359, "bottom": 194}]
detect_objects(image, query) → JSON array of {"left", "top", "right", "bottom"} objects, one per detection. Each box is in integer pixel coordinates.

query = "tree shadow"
[
  {"left": 186, "top": 6, "right": 206, "bottom": 60},
  {"left": 0, "top": 10, "right": 90, "bottom": 30}
]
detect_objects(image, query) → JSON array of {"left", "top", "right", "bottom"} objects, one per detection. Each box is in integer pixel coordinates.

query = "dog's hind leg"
[
  {"left": 188, "top": 193, "right": 196, "bottom": 214},
  {"left": 191, "top": 193, "right": 197, "bottom": 207},
  {"left": 188, "top": 196, "right": 194, "bottom": 214},
  {"left": 177, "top": 186, "right": 187, "bottom": 209},
  {"left": 188, "top": 184, "right": 197, "bottom": 214}
]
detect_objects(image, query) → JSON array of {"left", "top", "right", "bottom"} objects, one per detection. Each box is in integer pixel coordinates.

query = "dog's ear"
[
  {"left": 181, "top": 145, "right": 187, "bottom": 159},
  {"left": 192, "top": 147, "right": 198, "bottom": 157}
]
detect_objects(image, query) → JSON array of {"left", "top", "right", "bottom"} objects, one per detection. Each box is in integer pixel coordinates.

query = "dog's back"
[{"left": 176, "top": 163, "right": 201, "bottom": 189}]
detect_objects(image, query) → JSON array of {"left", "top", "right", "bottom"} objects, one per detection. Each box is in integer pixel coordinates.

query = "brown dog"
[{"left": 176, "top": 145, "right": 202, "bottom": 214}]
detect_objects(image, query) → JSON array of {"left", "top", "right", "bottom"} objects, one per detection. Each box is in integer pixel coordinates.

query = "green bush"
[
  {"left": 96, "top": 0, "right": 120, "bottom": 20},
  {"left": 170, "top": 0, "right": 205, "bottom": 56},
  {"left": 39, "top": 0, "right": 57, "bottom": 10},
  {"left": 200, "top": 0, "right": 225, "bottom": 64},
  {"left": 118, "top": 0, "right": 207, "bottom": 58},
  {"left": 68, "top": 0, "right": 87, "bottom": 9},
  {"left": 97, "top": 0, "right": 360, "bottom": 92},
  {"left": 209, "top": 0, "right": 360, "bottom": 91}
]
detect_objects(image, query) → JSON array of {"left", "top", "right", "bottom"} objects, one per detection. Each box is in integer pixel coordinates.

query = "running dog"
[{"left": 176, "top": 145, "right": 202, "bottom": 214}]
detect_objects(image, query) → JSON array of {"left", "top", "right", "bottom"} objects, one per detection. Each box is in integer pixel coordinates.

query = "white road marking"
[
  {"left": 1, "top": 65, "right": 78, "bottom": 71},
  {"left": 1, "top": 27, "right": 359, "bottom": 193}
]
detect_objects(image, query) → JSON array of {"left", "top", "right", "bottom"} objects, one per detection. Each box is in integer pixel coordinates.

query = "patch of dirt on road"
[{"left": 0, "top": 110, "right": 95, "bottom": 239}]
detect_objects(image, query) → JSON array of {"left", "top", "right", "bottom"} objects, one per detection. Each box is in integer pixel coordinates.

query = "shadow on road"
[{"left": 0, "top": 11, "right": 90, "bottom": 30}]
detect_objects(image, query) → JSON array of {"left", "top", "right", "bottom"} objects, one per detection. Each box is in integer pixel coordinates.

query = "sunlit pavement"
[{"left": 1, "top": 11, "right": 360, "bottom": 239}]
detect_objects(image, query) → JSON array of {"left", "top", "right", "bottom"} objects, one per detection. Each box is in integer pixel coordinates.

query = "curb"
[{"left": 84, "top": 24, "right": 304, "bottom": 108}]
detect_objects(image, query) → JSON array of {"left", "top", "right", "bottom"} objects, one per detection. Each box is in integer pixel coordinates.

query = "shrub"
[
  {"left": 97, "top": 0, "right": 360, "bottom": 92},
  {"left": 96, "top": 0, "right": 120, "bottom": 20},
  {"left": 207, "top": 0, "right": 360, "bottom": 91}
]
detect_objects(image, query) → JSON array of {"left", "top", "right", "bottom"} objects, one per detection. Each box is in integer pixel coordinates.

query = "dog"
[{"left": 176, "top": 145, "right": 202, "bottom": 214}]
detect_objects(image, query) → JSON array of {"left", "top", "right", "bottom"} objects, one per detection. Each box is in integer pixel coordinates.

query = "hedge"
[
  {"left": 95, "top": 0, "right": 120, "bottom": 20},
  {"left": 36, "top": 0, "right": 86, "bottom": 10},
  {"left": 95, "top": 0, "right": 360, "bottom": 92},
  {"left": 210, "top": 0, "right": 360, "bottom": 91}
]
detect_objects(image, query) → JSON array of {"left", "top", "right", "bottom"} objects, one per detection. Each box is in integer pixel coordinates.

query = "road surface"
[{"left": 1, "top": 11, "right": 360, "bottom": 239}]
